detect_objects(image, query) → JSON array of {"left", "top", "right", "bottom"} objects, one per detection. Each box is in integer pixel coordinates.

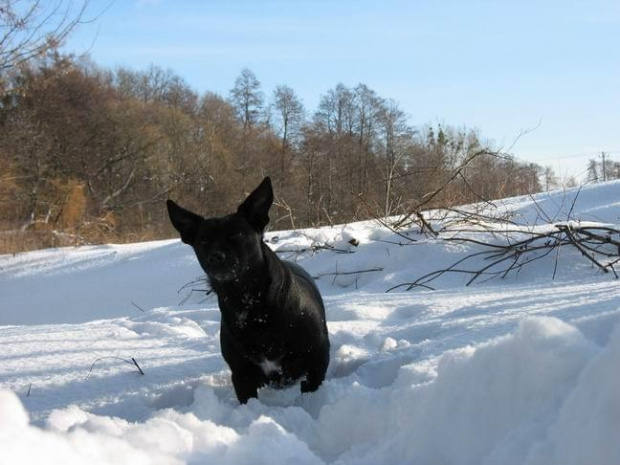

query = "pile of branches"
[{"left": 388, "top": 219, "right": 620, "bottom": 292}]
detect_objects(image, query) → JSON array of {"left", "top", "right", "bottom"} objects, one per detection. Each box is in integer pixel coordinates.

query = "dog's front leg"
[
  {"left": 231, "top": 370, "right": 263, "bottom": 404},
  {"left": 300, "top": 372, "right": 323, "bottom": 394},
  {"left": 300, "top": 363, "right": 328, "bottom": 394}
]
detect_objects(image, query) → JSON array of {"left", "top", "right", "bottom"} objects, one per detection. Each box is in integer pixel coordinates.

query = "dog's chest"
[
  {"left": 224, "top": 311, "right": 289, "bottom": 367},
  {"left": 220, "top": 292, "right": 269, "bottom": 329},
  {"left": 218, "top": 290, "right": 301, "bottom": 381},
  {"left": 235, "top": 306, "right": 269, "bottom": 329}
]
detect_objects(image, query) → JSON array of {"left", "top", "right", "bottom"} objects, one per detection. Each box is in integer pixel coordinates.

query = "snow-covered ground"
[{"left": 1, "top": 181, "right": 620, "bottom": 464}]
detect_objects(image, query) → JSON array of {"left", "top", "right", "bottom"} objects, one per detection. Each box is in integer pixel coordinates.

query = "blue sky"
[{"left": 65, "top": 0, "right": 620, "bottom": 180}]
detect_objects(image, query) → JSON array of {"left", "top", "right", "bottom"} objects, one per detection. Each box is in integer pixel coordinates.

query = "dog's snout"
[{"left": 207, "top": 250, "right": 226, "bottom": 266}]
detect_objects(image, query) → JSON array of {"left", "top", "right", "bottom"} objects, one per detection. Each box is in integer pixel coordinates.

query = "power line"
[{"left": 532, "top": 151, "right": 620, "bottom": 161}]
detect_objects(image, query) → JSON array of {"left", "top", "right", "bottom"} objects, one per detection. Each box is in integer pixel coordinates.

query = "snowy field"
[{"left": 1, "top": 181, "right": 620, "bottom": 464}]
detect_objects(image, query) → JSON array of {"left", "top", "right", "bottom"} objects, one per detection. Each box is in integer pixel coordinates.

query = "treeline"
[
  {"left": 1, "top": 53, "right": 549, "bottom": 252},
  {"left": 587, "top": 156, "right": 620, "bottom": 183}
]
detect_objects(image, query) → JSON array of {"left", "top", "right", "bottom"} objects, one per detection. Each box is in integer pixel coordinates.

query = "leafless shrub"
[{"left": 388, "top": 209, "right": 620, "bottom": 292}]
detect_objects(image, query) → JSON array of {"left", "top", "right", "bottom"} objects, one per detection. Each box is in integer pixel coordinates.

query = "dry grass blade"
[{"left": 86, "top": 356, "right": 145, "bottom": 380}]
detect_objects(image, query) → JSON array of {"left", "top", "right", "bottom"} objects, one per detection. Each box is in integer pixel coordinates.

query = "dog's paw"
[{"left": 300, "top": 379, "right": 320, "bottom": 394}]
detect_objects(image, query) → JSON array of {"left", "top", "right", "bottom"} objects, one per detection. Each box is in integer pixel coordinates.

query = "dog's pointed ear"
[
  {"left": 237, "top": 177, "right": 273, "bottom": 232},
  {"left": 167, "top": 199, "right": 203, "bottom": 245}
]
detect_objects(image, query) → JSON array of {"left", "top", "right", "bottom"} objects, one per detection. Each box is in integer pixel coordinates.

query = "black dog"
[{"left": 167, "top": 177, "right": 330, "bottom": 403}]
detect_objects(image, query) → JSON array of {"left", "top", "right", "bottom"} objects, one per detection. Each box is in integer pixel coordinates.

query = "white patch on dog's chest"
[{"left": 259, "top": 358, "right": 282, "bottom": 376}]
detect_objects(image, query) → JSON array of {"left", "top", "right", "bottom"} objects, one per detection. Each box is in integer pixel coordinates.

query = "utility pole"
[{"left": 601, "top": 151, "right": 607, "bottom": 182}]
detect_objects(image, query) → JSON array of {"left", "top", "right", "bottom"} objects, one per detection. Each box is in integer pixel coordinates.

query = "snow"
[{"left": 2, "top": 181, "right": 620, "bottom": 464}]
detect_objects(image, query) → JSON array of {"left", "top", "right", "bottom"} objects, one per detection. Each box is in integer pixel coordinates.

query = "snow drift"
[{"left": 1, "top": 181, "right": 620, "bottom": 464}]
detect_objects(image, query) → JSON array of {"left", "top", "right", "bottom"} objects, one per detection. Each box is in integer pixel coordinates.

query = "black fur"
[{"left": 167, "top": 177, "right": 330, "bottom": 403}]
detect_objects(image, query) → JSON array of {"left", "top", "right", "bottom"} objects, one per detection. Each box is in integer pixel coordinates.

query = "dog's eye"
[{"left": 231, "top": 232, "right": 243, "bottom": 240}]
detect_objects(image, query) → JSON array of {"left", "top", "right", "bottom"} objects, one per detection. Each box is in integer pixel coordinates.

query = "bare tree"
[
  {"left": 271, "top": 84, "right": 305, "bottom": 189},
  {"left": 229, "top": 68, "right": 265, "bottom": 190},
  {"left": 229, "top": 68, "right": 264, "bottom": 131},
  {"left": 314, "top": 83, "right": 357, "bottom": 220},
  {"left": 353, "top": 84, "right": 382, "bottom": 195},
  {"left": 377, "top": 99, "right": 412, "bottom": 216},
  {"left": 587, "top": 159, "right": 599, "bottom": 183},
  {"left": 0, "top": 0, "right": 92, "bottom": 74},
  {"left": 542, "top": 165, "right": 559, "bottom": 191}
]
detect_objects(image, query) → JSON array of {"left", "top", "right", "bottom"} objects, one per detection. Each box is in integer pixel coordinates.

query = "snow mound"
[
  {"left": 1, "top": 317, "right": 619, "bottom": 464},
  {"left": 2, "top": 181, "right": 620, "bottom": 463}
]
